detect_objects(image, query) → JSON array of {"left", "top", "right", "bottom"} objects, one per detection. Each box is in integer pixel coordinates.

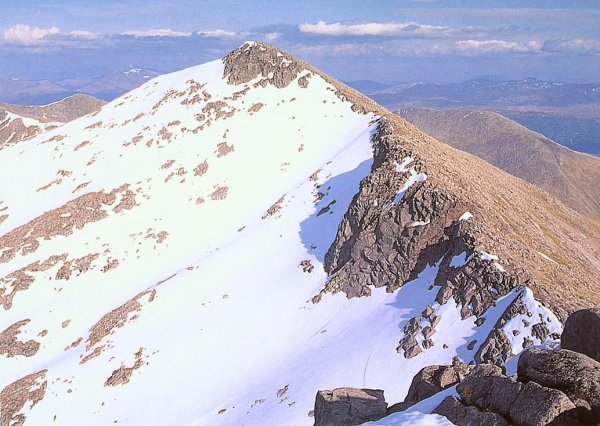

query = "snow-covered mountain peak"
[{"left": 1, "top": 44, "right": 598, "bottom": 426}]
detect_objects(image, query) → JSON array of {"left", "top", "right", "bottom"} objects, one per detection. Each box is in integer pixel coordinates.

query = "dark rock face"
[
  {"left": 318, "top": 119, "right": 472, "bottom": 301},
  {"left": 313, "top": 388, "right": 387, "bottom": 426},
  {"left": 561, "top": 308, "right": 600, "bottom": 363},
  {"left": 433, "top": 396, "right": 510, "bottom": 426},
  {"left": 518, "top": 348, "right": 600, "bottom": 423}
]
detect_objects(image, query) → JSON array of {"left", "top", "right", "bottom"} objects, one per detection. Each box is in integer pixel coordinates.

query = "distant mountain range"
[
  {"left": 347, "top": 78, "right": 600, "bottom": 156},
  {"left": 0, "top": 67, "right": 160, "bottom": 105},
  {"left": 347, "top": 78, "right": 600, "bottom": 109}
]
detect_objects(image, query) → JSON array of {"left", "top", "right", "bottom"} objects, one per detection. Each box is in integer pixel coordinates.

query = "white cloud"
[
  {"left": 262, "top": 32, "right": 281, "bottom": 43},
  {"left": 123, "top": 29, "right": 192, "bottom": 38},
  {"left": 543, "top": 39, "right": 600, "bottom": 54},
  {"left": 294, "top": 43, "right": 372, "bottom": 58},
  {"left": 197, "top": 29, "right": 238, "bottom": 38},
  {"left": 298, "top": 21, "right": 457, "bottom": 37},
  {"left": 455, "top": 39, "right": 542, "bottom": 54},
  {"left": 3, "top": 24, "right": 60, "bottom": 45},
  {"left": 69, "top": 30, "right": 98, "bottom": 40}
]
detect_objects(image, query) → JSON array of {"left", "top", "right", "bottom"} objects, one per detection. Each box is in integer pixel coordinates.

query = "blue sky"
[{"left": 1, "top": 1, "right": 599, "bottom": 83}]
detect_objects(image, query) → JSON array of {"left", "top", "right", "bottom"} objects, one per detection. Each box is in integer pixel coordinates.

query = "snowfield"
[{"left": 0, "top": 44, "right": 561, "bottom": 425}]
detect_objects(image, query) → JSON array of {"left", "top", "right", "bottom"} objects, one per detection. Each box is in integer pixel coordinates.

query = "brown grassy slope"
[
  {"left": 397, "top": 108, "right": 600, "bottom": 222},
  {"left": 0, "top": 94, "right": 105, "bottom": 123}
]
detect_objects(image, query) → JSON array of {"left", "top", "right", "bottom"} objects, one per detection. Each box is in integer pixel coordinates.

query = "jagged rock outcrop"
[
  {"left": 475, "top": 291, "right": 557, "bottom": 365},
  {"left": 313, "top": 388, "right": 387, "bottom": 426},
  {"left": 561, "top": 308, "right": 600, "bottom": 363},
  {"left": 223, "top": 42, "right": 304, "bottom": 89},
  {"left": 318, "top": 119, "right": 471, "bottom": 301}
]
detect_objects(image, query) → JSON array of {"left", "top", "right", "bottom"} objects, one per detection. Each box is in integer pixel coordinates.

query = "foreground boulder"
[
  {"left": 434, "top": 395, "right": 510, "bottom": 426},
  {"left": 518, "top": 348, "right": 600, "bottom": 423},
  {"left": 456, "top": 374, "right": 522, "bottom": 419},
  {"left": 389, "top": 357, "right": 469, "bottom": 413},
  {"left": 561, "top": 308, "right": 600, "bottom": 363},
  {"left": 313, "top": 388, "right": 387, "bottom": 426},
  {"left": 446, "top": 363, "right": 578, "bottom": 425},
  {"left": 509, "top": 381, "right": 578, "bottom": 426}
]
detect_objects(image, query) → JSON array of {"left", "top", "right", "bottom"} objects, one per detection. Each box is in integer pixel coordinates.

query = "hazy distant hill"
[
  {"left": 59, "top": 67, "right": 161, "bottom": 101},
  {"left": 503, "top": 113, "right": 600, "bottom": 156},
  {"left": 0, "top": 77, "right": 75, "bottom": 106},
  {"left": 0, "top": 68, "right": 160, "bottom": 105},
  {"left": 365, "top": 78, "right": 600, "bottom": 109},
  {"left": 398, "top": 107, "right": 600, "bottom": 221},
  {"left": 0, "top": 94, "right": 104, "bottom": 148},
  {"left": 348, "top": 78, "right": 600, "bottom": 157}
]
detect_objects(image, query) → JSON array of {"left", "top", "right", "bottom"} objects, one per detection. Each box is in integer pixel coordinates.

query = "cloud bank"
[{"left": 298, "top": 21, "right": 459, "bottom": 37}]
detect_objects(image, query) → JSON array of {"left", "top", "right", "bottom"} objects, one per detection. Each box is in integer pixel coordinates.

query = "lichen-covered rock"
[
  {"left": 561, "top": 308, "right": 600, "bottom": 363},
  {"left": 433, "top": 395, "right": 510, "bottom": 426},
  {"left": 456, "top": 375, "right": 522, "bottom": 419},
  {"left": 466, "top": 363, "right": 504, "bottom": 379},
  {"left": 509, "top": 381, "right": 579, "bottom": 426},
  {"left": 313, "top": 388, "right": 387, "bottom": 426},
  {"left": 454, "top": 370, "right": 579, "bottom": 425},
  {"left": 518, "top": 348, "right": 600, "bottom": 423}
]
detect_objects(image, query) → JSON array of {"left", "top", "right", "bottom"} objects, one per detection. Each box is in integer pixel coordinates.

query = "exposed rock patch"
[
  {"left": 0, "top": 319, "right": 40, "bottom": 358},
  {"left": 0, "top": 184, "right": 136, "bottom": 265},
  {"left": 389, "top": 357, "right": 470, "bottom": 413},
  {"left": 82, "top": 289, "right": 156, "bottom": 364},
  {"left": 104, "top": 348, "right": 146, "bottom": 387},
  {"left": 0, "top": 370, "right": 47, "bottom": 426}
]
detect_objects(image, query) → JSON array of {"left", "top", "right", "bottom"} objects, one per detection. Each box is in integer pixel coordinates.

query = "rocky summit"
[{"left": 1, "top": 42, "right": 599, "bottom": 425}]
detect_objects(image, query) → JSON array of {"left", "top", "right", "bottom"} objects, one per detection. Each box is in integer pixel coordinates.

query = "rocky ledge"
[{"left": 313, "top": 308, "right": 600, "bottom": 425}]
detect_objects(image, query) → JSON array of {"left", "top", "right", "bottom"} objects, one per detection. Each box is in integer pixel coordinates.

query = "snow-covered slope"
[{"left": 0, "top": 43, "right": 575, "bottom": 425}]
